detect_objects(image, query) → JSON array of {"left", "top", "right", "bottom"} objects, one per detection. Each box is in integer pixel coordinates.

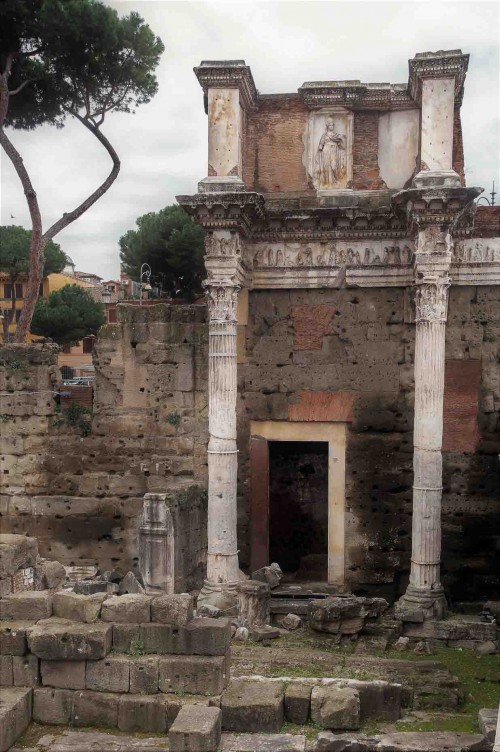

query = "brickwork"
[
  {"left": 243, "top": 95, "right": 311, "bottom": 194},
  {"left": 473, "top": 206, "right": 500, "bottom": 238},
  {"left": 352, "top": 111, "right": 386, "bottom": 190},
  {"left": 238, "top": 286, "right": 500, "bottom": 600}
]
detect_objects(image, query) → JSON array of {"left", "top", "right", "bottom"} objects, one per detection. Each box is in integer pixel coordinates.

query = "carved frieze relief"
[
  {"left": 253, "top": 241, "right": 414, "bottom": 269},
  {"left": 205, "top": 233, "right": 242, "bottom": 258},
  {"left": 453, "top": 238, "right": 500, "bottom": 263}
]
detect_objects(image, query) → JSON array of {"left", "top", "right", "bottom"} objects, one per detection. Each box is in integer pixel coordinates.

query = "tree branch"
[
  {"left": 9, "top": 78, "right": 37, "bottom": 96},
  {"left": 42, "top": 110, "right": 121, "bottom": 244},
  {"left": 0, "top": 127, "right": 44, "bottom": 343}
]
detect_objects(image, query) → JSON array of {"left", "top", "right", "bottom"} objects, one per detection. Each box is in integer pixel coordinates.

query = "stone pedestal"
[
  {"left": 237, "top": 580, "right": 271, "bottom": 628},
  {"left": 138, "top": 493, "right": 174, "bottom": 595}
]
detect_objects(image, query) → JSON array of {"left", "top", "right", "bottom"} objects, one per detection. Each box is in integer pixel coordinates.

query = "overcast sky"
[{"left": 1, "top": 0, "right": 499, "bottom": 280}]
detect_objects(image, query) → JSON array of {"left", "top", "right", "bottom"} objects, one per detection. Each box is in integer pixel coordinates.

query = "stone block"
[
  {"left": 285, "top": 682, "right": 311, "bottom": 724},
  {"left": 0, "top": 622, "right": 29, "bottom": 655},
  {"left": 12, "top": 654, "right": 39, "bottom": 687},
  {"left": 139, "top": 623, "right": 188, "bottom": 654},
  {"left": 0, "top": 655, "right": 12, "bottom": 686},
  {"left": 309, "top": 597, "right": 388, "bottom": 635},
  {"left": 0, "top": 534, "right": 38, "bottom": 579},
  {"left": 356, "top": 681, "right": 401, "bottom": 722},
  {"left": 0, "top": 580, "right": 11, "bottom": 599},
  {"left": 221, "top": 679, "right": 285, "bottom": 733},
  {"left": 220, "top": 734, "right": 306, "bottom": 751},
  {"left": 163, "top": 695, "right": 211, "bottom": 730},
  {"left": 310, "top": 686, "right": 360, "bottom": 730},
  {"left": 0, "top": 591, "right": 52, "bottom": 621},
  {"left": 35, "top": 559, "right": 66, "bottom": 590},
  {"left": 151, "top": 594, "right": 194, "bottom": 625},
  {"left": 118, "top": 694, "right": 166, "bottom": 733},
  {"left": 478, "top": 707, "right": 498, "bottom": 744},
  {"left": 28, "top": 620, "right": 112, "bottom": 660},
  {"left": 129, "top": 656, "right": 159, "bottom": 694},
  {"left": 187, "top": 617, "right": 231, "bottom": 656},
  {"left": 101, "top": 594, "right": 152, "bottom": 623},
  {"left": 86, "top": 655, "right": 130, "bottom": 693},
  {"left": 159, "top": 655, "right": 227, "bottom": 695},
  {"left": 33, "top": 687, "right": 73, "bottom": 725},
  {"left": 41, "top": 660, "right": 86, "bottom": 690},
  {"left": 0, "top": 686, "right": 32, "bottom": 752},
  {"left": 72, "top": 689, "right": 119, "bottom": 728},
  {"left": 169, "top": 705, "right": 221, "bottom": 752},
  {"left": 113, "top": 624, "right": 140, "bottom": 653},
  {"left": 53, "top": 592, "right": 106, "bottom": 623}
]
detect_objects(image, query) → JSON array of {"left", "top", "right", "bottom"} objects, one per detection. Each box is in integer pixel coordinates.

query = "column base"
[
  {"left": 395, "top": 585, "right": 447, "bottom": 623},
  {"left": 413, "top": 169, "right": 461, "bottom": 189},
  {"left": 197, "top": 579, "right": 240, "bottom": 617},
  {"left": 198, "top": 176, "right": 246, "bottom": 193}
]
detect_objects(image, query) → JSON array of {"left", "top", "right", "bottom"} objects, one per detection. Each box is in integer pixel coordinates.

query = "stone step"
[
  {"left": 169, "top": 705, "right": 221, "bottom": 752},
  {"left": 0, "top": 687, "right": 32, "bottom": 752},
  {"left": 28, "top": 619, "right": 112, "bottom": 660},
  {"left": 221, "top": 733, "right": 307, "bottom": 751},
  {"left": 32, "top": 687, "right": 212, "bottom": 732},
  {"left": 312, "top": 731, "right": 492, "bottom": 751},
  {"left": 11, "top": 729, "right": 168, "bottom": 752}
]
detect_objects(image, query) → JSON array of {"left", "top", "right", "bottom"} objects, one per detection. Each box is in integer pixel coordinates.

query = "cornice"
[
  {"left": 298, "top": 81, "right": 414, "bottom": 110},
  {"left": 392, "top": 185, "right": 481, "bottom": 232},
  {"left": 176, "top": 191, "right": 266, "bottom": 235},
  {"left": 408, "top": 50, "right": 469, "bottom": 106},
  {"left": 194, "top": 60, "right": 258, "bottom": 113}
]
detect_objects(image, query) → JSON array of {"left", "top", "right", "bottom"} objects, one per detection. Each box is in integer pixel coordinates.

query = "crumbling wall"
[
  {"left": 239, "top": 285, "right": 500, "bottom": 601},
  {"left": 0, "top": 305, "right": 209, "bottom": 588}
]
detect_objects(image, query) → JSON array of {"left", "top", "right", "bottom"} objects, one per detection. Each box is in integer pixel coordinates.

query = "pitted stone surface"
[
  {"left": 221, "top": 679, "right": 285, "bottom": 733},
  {"left": 28, "top": 620, "right": 112, "bottom": 660},
  {"left": 311, "top": 686, "right": 360, "bottom": 730},
  {"left": 0, "top": 591, "right": 52, "bottom": 621},
  {"left": 169, "top": 705, "right": 221, "bottom": 752}
]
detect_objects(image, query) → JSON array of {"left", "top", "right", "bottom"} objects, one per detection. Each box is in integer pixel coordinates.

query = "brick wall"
[
  {"left": 352, "top": 111, "right": 386, "bottom": 190},
  {"left": 238, "top": 285, "right": 500, "bottom": 601}
]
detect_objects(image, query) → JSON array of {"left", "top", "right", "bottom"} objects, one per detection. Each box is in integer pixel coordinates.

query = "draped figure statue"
[{"left": 315, "top": 117, "right": 347, "bottom": 189}]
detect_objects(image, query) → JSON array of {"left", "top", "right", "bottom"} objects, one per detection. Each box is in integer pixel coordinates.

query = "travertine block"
[
  {"left": 12, "top": 654, "right": 39, "bottom": 687},
  {"left": 0, "top": 534, "right": 38, "bottom": 579},
  {"left": 112, "top": 624, "right": 140, "bottom": 653},
  {"left": 0, "top": 622, "right": 30, "bottom": 655},
  {"left": 41, "top": 660, "right": 86, "bottom": 690},
  {"left": 187, "top": 617, "right": 231, "bottom": 656},
  {"left": 285, "top": 682, "right": 311, "bottom": 724},
  {"left": 86, "top": 656, "right": 130, "bottom": 693},
  {"left": 0, "top": 686, "right": 32, "bottom": 752},
  {"left": 0, "top": 591, "right": 52, "bottom": 621},
  {"left": 28, "top": 620, "right": 112, "bottom": 660},
  {"left": 72, "top": 690, "right": 119, "bottom": 728},
  {"left": 118, "top": 694, "right": 166, "bottom": 733},
  {"left": 151, "top": 594, "right": 194, "bottom": 625},
  {"left": 33, "top": 687, "right": 73, "bottom": 725},
  {"left": 53, "top": 592, "right": 106, "bottom": 623},
  {"left": 139, "top": 623, "right": 189, "bottom": 655},
  {"left": 310, "top": 685, "right": 360, "bottom": 730},
  {"left": 0, "top": 655, "right": 13, "bottom": 687},
  {"left": 221, "top": 680, "right": 285, "bottom": 733},
  {"left": 169, "top": 705, "right": 221, "bottom": 752},
  {"left": 101, "top": 594, "right": 151, "bottom": 623},
  {"left": 159, "top": 655, "right": 227, "bottom": 696},
  {"left": 129, "top": 656, "right": 159, "bottom": 694}
]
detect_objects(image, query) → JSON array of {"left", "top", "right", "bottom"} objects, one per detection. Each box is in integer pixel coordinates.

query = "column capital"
[
  {"left": 414, "top": 272, "right": 451, "bottom": 323},
  {"left": 176, "top": 191, "right": 266, "bottom": 235},
  {"left": 194, "top": 60, "right": 258, "bottom": 113},
  {"left": 203, "top": 281, "right": 240, "bottom": 323},
  {"left": 392, "top": 185, "right": 482, "bottom": 233},
  {"left": 408, "top": 50, "right": 469, "bottom": 105}
]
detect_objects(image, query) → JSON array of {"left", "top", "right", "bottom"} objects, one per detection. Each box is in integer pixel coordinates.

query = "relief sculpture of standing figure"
[{"left": 315, "top": 116, "right": 346, "bottom": 189}]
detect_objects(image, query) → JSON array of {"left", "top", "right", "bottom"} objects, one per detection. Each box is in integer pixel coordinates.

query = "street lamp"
[{"left": 140, "top": 263, "right": 152, "bottom": 306}]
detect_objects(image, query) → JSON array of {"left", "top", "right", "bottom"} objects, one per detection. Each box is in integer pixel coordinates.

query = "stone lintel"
[
  {"left": 298, "top": 80, "right": 413, "bottom": 110},
  {"left": 408, "top": 49, "right": 469, "bottom": 105},
  {"left": 194, "top": 60, "right": 258, "bottom": 113}
]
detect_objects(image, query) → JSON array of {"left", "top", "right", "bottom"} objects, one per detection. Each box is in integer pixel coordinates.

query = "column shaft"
[{"left": 207, "top": 317, "right": 239, "bottom": 584}]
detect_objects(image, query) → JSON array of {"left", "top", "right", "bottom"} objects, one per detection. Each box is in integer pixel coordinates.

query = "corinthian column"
[
  {"left": 204, "top": 279, "right": 240, "bottom": 590},
  {"left": 398, "top": 271, "right": 450, "bottom": 620}
]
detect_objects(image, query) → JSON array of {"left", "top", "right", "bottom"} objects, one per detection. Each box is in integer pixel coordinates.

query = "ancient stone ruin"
[{"left": 1, "top": 48, "right": 499, "bottom": 752}]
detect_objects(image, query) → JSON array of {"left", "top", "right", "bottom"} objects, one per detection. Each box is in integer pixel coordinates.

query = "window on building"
[
  {"left": 39, "top": 284, "right": 44, "bottom": 297},
  {"left": 82, "top": 337, "right": 95, "bottom": 354},
  {"left": 15, "top": 283, "right": 23, "bottom": 299},
  {"left": 108, "top": 307, "right": 117, "bottom": 323},
  {"left": 4, "top": 284, "right": 13, "bottom": 299}
]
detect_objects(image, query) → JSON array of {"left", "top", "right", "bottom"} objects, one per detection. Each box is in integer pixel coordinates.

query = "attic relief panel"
[
  {"left": 253, "top": 241, "right": 414, "bottom": 268},
  {"left": 304, "top": 108, "right": 353, "bottom": 192}
]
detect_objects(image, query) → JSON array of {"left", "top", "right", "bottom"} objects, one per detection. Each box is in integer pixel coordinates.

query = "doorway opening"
[{"left": 269, "top": 440, "right": 328, "bottom": 582}]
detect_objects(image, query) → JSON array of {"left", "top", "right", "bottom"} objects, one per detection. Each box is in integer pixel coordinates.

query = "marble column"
[{"left": 397, "top": 269, "right": 450, "bottom": 620}]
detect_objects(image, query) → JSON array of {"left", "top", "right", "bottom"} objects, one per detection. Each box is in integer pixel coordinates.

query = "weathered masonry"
[{"left": 177, "top": 50, "right": 500, "bottom": 619}]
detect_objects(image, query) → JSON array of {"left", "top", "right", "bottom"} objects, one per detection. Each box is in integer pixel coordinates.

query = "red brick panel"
[
  {"left": 291, "top": 304, "right": 335, "bottom": 350},
  {"left": 352, "top": 112, "right": 386, "bottom": 190},
  {"left": 442, "top": 360, "right": 481, "bottom": 453},
  {"left": 288, "top": 391, "right": 356, "bottom": 422},
  {"left": 473, "top": 206, "right": 500, "bottom": 238},
  {"left": 243, "top": 95, "right": 311, "bottom": 194}
]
